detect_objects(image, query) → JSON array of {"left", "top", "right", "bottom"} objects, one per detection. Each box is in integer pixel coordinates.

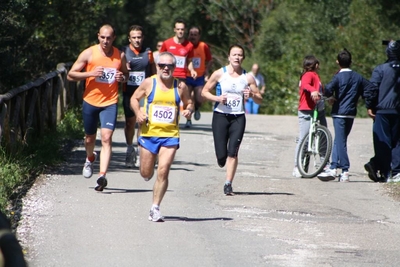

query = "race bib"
[
  {"left": 128, "top": 71, "right": 145, "bottom": 86},
  {"left": 175, "top": 56, "right": 186, "bottom": 68},
  {"left": 95, "top": 68, "right": 116, "bottom": 84},
  {"left": 192, "top": 57, "right": 201, "bottom": 69},
  {"left": 151, "top": 105, "right": 176, "bottom": 124},
  {"left": 225, "top": 93, "right": 243, "bottom": 112}
]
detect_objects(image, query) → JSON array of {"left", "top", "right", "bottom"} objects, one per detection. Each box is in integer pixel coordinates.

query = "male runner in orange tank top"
[
  {"left": 67, "top": 24, "right": 128, "bottom": 192},
  {"left": 185, "top": 26, "right": 213, "bottom": 125}
]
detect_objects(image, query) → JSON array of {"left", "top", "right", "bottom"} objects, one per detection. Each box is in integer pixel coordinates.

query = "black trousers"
[{"left": 211, "top": 112, "right": 246, "bottom": 167}]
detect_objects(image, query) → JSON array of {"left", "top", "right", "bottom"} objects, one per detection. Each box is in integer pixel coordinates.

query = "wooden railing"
[{"left": 0, "top": 63, "right": 84, "bottom": 147}]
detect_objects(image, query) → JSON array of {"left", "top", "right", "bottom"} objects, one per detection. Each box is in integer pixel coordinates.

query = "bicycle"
[{"left": 296, "top": 102, "right": 333, "bottom": 178}]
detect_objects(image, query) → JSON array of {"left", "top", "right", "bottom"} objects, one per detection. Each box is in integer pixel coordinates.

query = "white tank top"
[{"left": 214, "top": 67, "right": 247, "bottom": 114}]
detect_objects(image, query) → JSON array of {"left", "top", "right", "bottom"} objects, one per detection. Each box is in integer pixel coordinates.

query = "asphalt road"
[{"left": 17, "top": 112, "right": 400, "bottom": 267}]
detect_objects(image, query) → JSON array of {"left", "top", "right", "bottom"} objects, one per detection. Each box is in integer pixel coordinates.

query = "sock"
[
  {"left": 87, "top": 154, "right": 95, "bottom": 162},
  {"left": 99, "top": 172, "right": 106, "bottom": 178},
  {"left": 225, "top": 181, "right": 231, "bottom": 185},
  {"left": 152, "top": 204, "right": 159, "bottom": 210}
]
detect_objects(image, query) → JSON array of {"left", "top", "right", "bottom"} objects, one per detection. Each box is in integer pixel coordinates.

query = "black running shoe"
[
  {"left": 224, "top": 183, "right": 233, "bottom": 195},
  {"left": 95, "top": 176, "right": 108, "bottom": 191},
  {"left": 364, "top": 162, "right": 378, "bottom": 182}
]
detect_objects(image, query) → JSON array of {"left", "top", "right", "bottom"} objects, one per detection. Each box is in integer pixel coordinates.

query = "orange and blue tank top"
[
  {"left": 186, "top": 41, "right": 212, "bottom": 77},
  {"left": 84, "top": 45, "right": 122, "bottom": 107},
  {"left": 141, "top": 75, "right": 181, "bottom": 137}
]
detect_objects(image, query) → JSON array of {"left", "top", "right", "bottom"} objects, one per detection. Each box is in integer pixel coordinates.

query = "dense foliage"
[{"left": 1, "top": 0, "right": 400, "bottom": 115}]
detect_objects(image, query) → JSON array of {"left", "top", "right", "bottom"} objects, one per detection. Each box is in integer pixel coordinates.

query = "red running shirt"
[{"left": 160, "top": 37, "right": 194, "bottom": 79}]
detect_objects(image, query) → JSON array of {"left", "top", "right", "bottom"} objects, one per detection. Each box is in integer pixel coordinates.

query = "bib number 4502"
[{"left": 153, "top": 110, "right": 172, "bottom": 120}]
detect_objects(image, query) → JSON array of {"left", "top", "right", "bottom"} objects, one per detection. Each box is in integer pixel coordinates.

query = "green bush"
[{"left": 0, "top": 108, "right": 84, "bottom": 213}]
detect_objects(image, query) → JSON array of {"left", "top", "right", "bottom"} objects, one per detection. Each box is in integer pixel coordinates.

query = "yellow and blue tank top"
[{"left": 141, "top": 75, "right": 181, "bottom": 137}]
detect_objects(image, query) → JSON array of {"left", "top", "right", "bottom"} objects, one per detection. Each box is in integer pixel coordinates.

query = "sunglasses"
[{"left": 158, "top": 63, "right": 175, "bottom": 69}]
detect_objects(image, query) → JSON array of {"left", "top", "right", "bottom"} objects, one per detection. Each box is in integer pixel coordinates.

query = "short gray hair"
[{"left": 158, "top": 52, "right": 176, "bottom": 65}]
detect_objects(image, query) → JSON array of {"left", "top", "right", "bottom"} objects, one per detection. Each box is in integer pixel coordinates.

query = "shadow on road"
[
  {"left": 88, "top": 187, "right": 155, "bottom": 194},
  {"left": 234, "top": 192, "right": 294, "bottom": 196},
  {"left": 163, "top": 216, "right": 233, "bottom": 222}
]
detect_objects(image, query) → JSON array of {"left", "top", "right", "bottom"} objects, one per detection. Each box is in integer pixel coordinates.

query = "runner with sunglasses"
[{"left": 130, "top": 51, "right": 193, "bottom": 221}]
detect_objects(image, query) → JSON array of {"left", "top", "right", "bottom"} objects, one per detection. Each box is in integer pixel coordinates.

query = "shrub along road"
[{"left": 17, "top": 112, "right": 400, "bottom": 267}]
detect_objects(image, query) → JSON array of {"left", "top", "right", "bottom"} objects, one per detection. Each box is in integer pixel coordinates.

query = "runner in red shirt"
[
  {"left": 160, "top": 19, "right": 196, "bottom": 128},
  {"left": 160, "top": 19, "right": 196, "bottom": 80}
]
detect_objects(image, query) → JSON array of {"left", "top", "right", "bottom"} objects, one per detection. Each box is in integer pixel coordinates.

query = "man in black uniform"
[
  {"left": 364, "top": 40, "right": 400, "bottom": 182},
  {"left": 121, "top": 25, "right": 156, "bottom": 168}
]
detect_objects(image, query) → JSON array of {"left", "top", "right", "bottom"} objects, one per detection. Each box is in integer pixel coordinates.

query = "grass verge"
[{"left": 0, "top": 107, "right": 84, "bottom": 228}]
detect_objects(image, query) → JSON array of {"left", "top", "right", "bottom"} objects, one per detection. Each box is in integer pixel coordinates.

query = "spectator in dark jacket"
[
  {"left": 364, "top": 40, "right": 400, "bottom": 182},
  {"left": 318, "top": 48, "right": 376, "bottom": 182},
  {"left": 0, "top": 211, "right": 27, "bottom": 267}
]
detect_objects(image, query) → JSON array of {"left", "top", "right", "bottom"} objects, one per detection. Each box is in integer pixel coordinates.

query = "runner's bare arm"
[
  {"left": 187, "top": 59, "right": 197, "bottom": 79},
  {"left": 202, "top": 69, "right": 225, "bottom": 103},
  {"left": 179, "top": 82, "right": 194, "bottom": 119},
  {"left": 67, "top": 48, "right": 103, "bottom": 81},
  {"left": 131, "top": 78, "right": 151, "bottom": 123},
  {"left": 247, "top": 74, "right": 263, "bottom": 104},
  {"left": 117, "top": 52, "right": 129, "bottom": 83},
  {"left": 205, "top": 58, "right": 213, "bottom": 81}
]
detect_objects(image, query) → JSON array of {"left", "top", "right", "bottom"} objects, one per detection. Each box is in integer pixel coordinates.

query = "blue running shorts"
[{"left": 138, "top": 136, "right": 180, "bottom": 154}]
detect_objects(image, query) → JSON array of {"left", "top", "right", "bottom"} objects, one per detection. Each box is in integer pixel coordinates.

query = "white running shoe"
[
  {"left": 148, "top": 207, "right": 164, "bottom": 222},
  {"left": 134, "top": 146, "right": 140, "bottom": 168},
  {"left": 339, "top": 172, "right": 350, "bottom": 182},
  {"left": 82, "top": 152, "right": 97, "bottom": 178},
  {"left": 317, "top": 168, "right": 337, "bottom": 181},
  {"left": 292, "top": 167, "right": 302, "bottom": 178},
  {"left": 388, "top": 173, "right": 400, "bottom": 183}
]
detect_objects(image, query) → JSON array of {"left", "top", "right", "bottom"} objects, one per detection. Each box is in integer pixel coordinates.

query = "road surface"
[{"left": 17, "top": 113, "right": 400, "bottom": 267}]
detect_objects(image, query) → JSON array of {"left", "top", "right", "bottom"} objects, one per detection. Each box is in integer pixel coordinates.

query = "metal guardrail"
[{"left": 0, "top": 63, "right": 84, "bottom": 146}]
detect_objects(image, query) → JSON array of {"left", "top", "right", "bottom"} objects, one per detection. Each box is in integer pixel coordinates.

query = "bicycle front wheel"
[{"left": 296, "top": 125, "right": 332, "bottom": 178}]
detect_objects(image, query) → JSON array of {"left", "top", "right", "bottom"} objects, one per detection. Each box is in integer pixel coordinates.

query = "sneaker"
[
  {"left": 292, "top": 167, "right": 302, "bottom": 178},
  {"left": 317, "top": 168, "right": 337, "bottom": 182},
  {"left": 339, "top": 172, "right": 350, "bottom": 182},
  {"left": 125, "top": 145, "right": 137, "bottom": 168},
  {"left": 388, "top": 173, "right": 400, "bottom": 183},
  {"left": 224, "top": 183, "right": 234, "bottom": 196},
  {"left": 323, "top": 163, "right": 331, "bottom": 171},
  {"left": 82, "top": 152, "right": 97, "bottom": 178},
  {"left": 364, "top": 162, "right": 379, "bottom": 182},
  {"left": 135, "top": 151, "right": 140, "bottom": 168},
  {"left": 194, "top": 109, "right": 201, "bottom": 120},
  {"left": 184, "top": 120, "right": 192, "bottom": 129},
  {"left": 94, "top": 175, "right": 108, "bottom": 191},
  {"left": 148, "top": 207, "right": 164, "bottom": 222}
]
